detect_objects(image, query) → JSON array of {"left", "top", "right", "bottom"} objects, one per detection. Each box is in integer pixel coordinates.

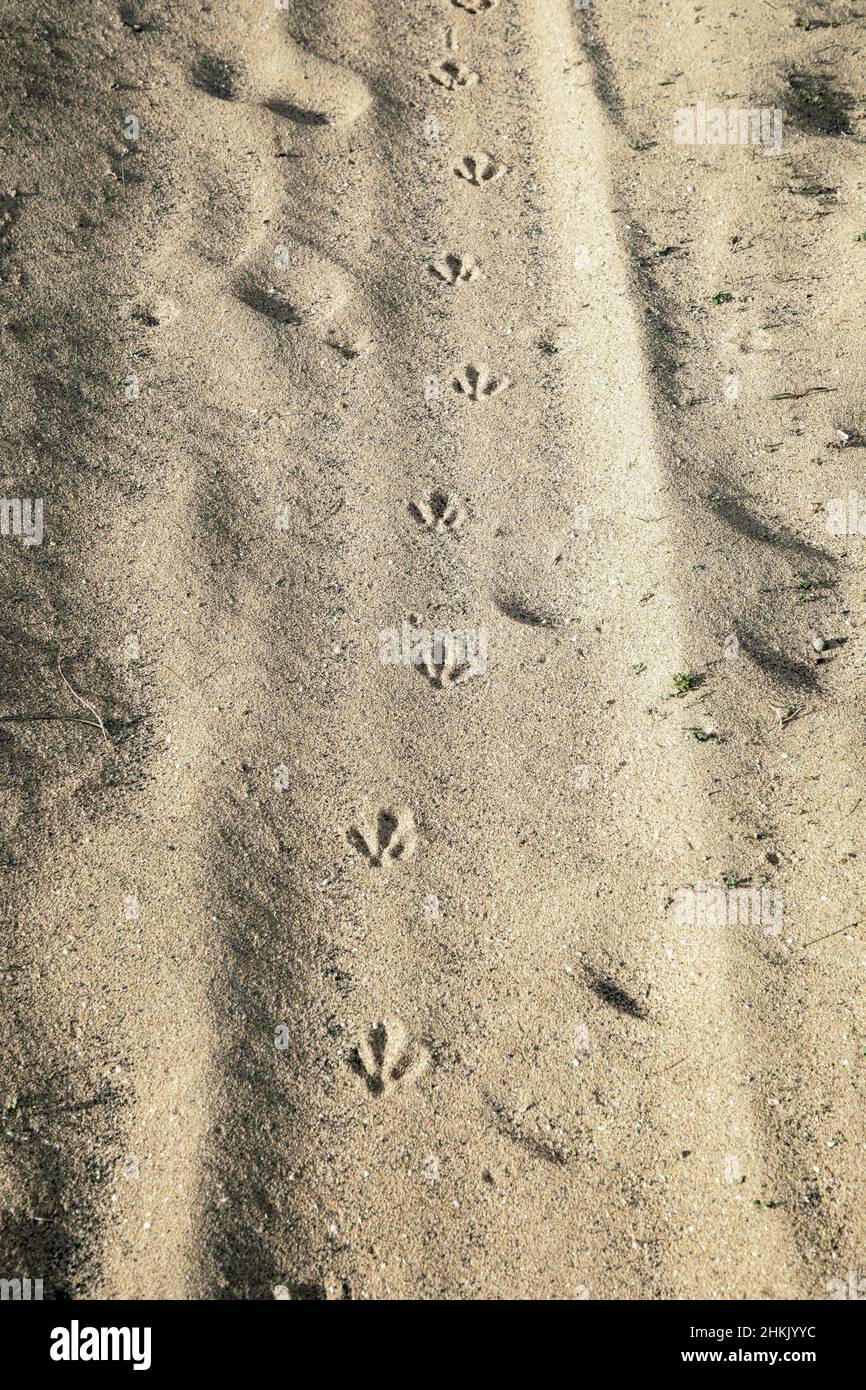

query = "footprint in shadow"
[
  {"left": 232, "top": 243, "right": 350, "bottom": 332},
  {"left": 727, "top": 627, "right": 821, "bottom": 692},
  {"left": 256, "top": 38, "right": 372, "bottom": 127},
  {"left": 234, "top": 281, "right": 304, "bottom": 326},
  {"left": 495, "top": 592, "right": 575, "bottom": 629},
  {"left": 192, "top": 37, "right": 372, "bottom": 127},
  {"left": 583, "top": 965, "right": 648, "bottom": 1020},
  {"left": 192, "top": 52, "right": 248, "bottom": 102},
  {"left": 325, "top": 327, "right": 374, "bottom": 360}
]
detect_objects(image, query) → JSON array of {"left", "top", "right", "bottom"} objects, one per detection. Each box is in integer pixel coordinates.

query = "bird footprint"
[
  {"left": 350, "top": 1019, "right": 429, "bottom": 1098},
  {"left": 417, "top": 639, "right": 483, "bottom": 689},
  {"left": 429, "top": 61, "right": 480, "bottom": 89},
  {"left": 452, "top": 363, "right": 510, "bottom": 401},
  {"left": 347, "top": 807, "right": 416, "bottom": 867},
  {"left": 409, "top": 490, "right": 466, "bottom": 532},
  {"left": 430, "top": 252, "right": 481, "bottom": 285},
  {"left": 453, "top": 152, "right": 505, "bottom": 186}
]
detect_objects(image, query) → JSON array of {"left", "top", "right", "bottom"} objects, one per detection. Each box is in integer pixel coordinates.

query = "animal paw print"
[
  {"left": 429, "top": 61, "right": 479, "bottom": 89},
  {"left": 430, "top": 252, "right": 481, "bottom": 285},
  {"left": 347, "top": 807, "right": 416, "bottom": 867},
  {"left": 452, "top": 363, "right": 511, "bottom": 401},
  {"left": 453, "top": 152, "right": 505, "bottom": 186},
  {"left": 350, "top": 1019, "right": 429, "bottom": 1097},
  {"left": 451, "top": 0, "right": 500, "bottom": 11},
  {"left": 409, "top": 490, "right": 466, "bottom": 532}
]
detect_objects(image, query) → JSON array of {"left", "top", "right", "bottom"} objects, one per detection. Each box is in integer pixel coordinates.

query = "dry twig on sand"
[
  {"left": 56, "top": 658, "right": 110, "bottom": 744},
  {"left": 0, "top": 661, "right": 114, "bottom": 745}
]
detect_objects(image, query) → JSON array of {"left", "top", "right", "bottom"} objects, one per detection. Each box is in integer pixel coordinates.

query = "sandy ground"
[{"left": 1, "top": 0, "right": 865, "bottom": 1300}]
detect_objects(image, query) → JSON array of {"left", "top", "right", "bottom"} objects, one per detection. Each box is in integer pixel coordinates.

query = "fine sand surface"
[{"left": 1, "top": 0, "right": 865, "bottom": 1300}]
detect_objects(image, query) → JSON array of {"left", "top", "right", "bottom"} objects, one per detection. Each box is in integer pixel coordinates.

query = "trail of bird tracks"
[{"left": 1, "top": 0, "right": 863, "bottom": 1300}]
